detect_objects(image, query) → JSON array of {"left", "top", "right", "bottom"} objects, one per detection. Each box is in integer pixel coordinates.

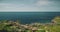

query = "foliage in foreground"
[{"left": 0, "top": 16, "right": 60, "bottom": 32}]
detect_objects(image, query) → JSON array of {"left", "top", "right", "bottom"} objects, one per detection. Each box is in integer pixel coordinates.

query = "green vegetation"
[{"left": 0, "top": 16, "right": 60, "bottom": 32}]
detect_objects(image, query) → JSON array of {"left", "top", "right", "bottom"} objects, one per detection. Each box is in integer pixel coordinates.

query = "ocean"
[{"left": 0, "top": 12, "right": 60, "bottom": 24}]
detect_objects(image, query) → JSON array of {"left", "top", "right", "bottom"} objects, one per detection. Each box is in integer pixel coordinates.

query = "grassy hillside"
[{"left": 0, "top": 16, "right": 60, "bottom": 32}]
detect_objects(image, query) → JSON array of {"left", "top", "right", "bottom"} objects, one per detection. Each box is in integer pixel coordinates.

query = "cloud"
[
  {"left": 35, "top": 0, "right": 52, "bottom": 6},
  {"left": 0, "top": 0, "right": 60, "bottom": 12},
  {"left": 34, "top": 0, "right": 60, "bottom": 11},
  {"left": 0, "top": 3, "right": 40, "bottom": 12}
]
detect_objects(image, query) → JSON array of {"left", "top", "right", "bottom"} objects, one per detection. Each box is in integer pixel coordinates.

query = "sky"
[{"left": 0, "top": 0, "right": 60, "bottom": 12}]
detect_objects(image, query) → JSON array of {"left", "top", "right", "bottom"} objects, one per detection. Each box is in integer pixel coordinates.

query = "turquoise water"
[{"left": 0, "top": 12, "right": 60, "bottom": 24}]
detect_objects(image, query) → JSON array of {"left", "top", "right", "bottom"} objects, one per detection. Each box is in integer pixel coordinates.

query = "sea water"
[{"left": 0, "top": 12, "right": 60, "bottom": 24}]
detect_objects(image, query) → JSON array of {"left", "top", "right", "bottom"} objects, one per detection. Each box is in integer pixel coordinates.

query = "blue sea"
[{"left": 0, "top": 12, "right": 60, "bottom": 24}]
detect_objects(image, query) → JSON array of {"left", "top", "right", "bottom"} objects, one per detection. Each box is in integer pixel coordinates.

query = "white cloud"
[
  {"left": 35, "top": 0, "right": 51, "bottom": 6},
  {"left": 33, "top": 0, "right": 60, "bottom": 11},
  {"left": 0, "top": 0, "right": 60, "bottom": 12},
  {"left": 0, "top": 3, "right": 40, "bottom": 12}
]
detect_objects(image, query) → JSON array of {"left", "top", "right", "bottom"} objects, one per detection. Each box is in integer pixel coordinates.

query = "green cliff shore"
[{"left": 0, "top": 16, "right": 60, "bottom": 32}]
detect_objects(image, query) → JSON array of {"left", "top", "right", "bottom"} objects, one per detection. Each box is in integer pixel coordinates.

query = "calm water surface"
[{"left": 0, "top": 12, "right": 60, "bottom": 24}]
